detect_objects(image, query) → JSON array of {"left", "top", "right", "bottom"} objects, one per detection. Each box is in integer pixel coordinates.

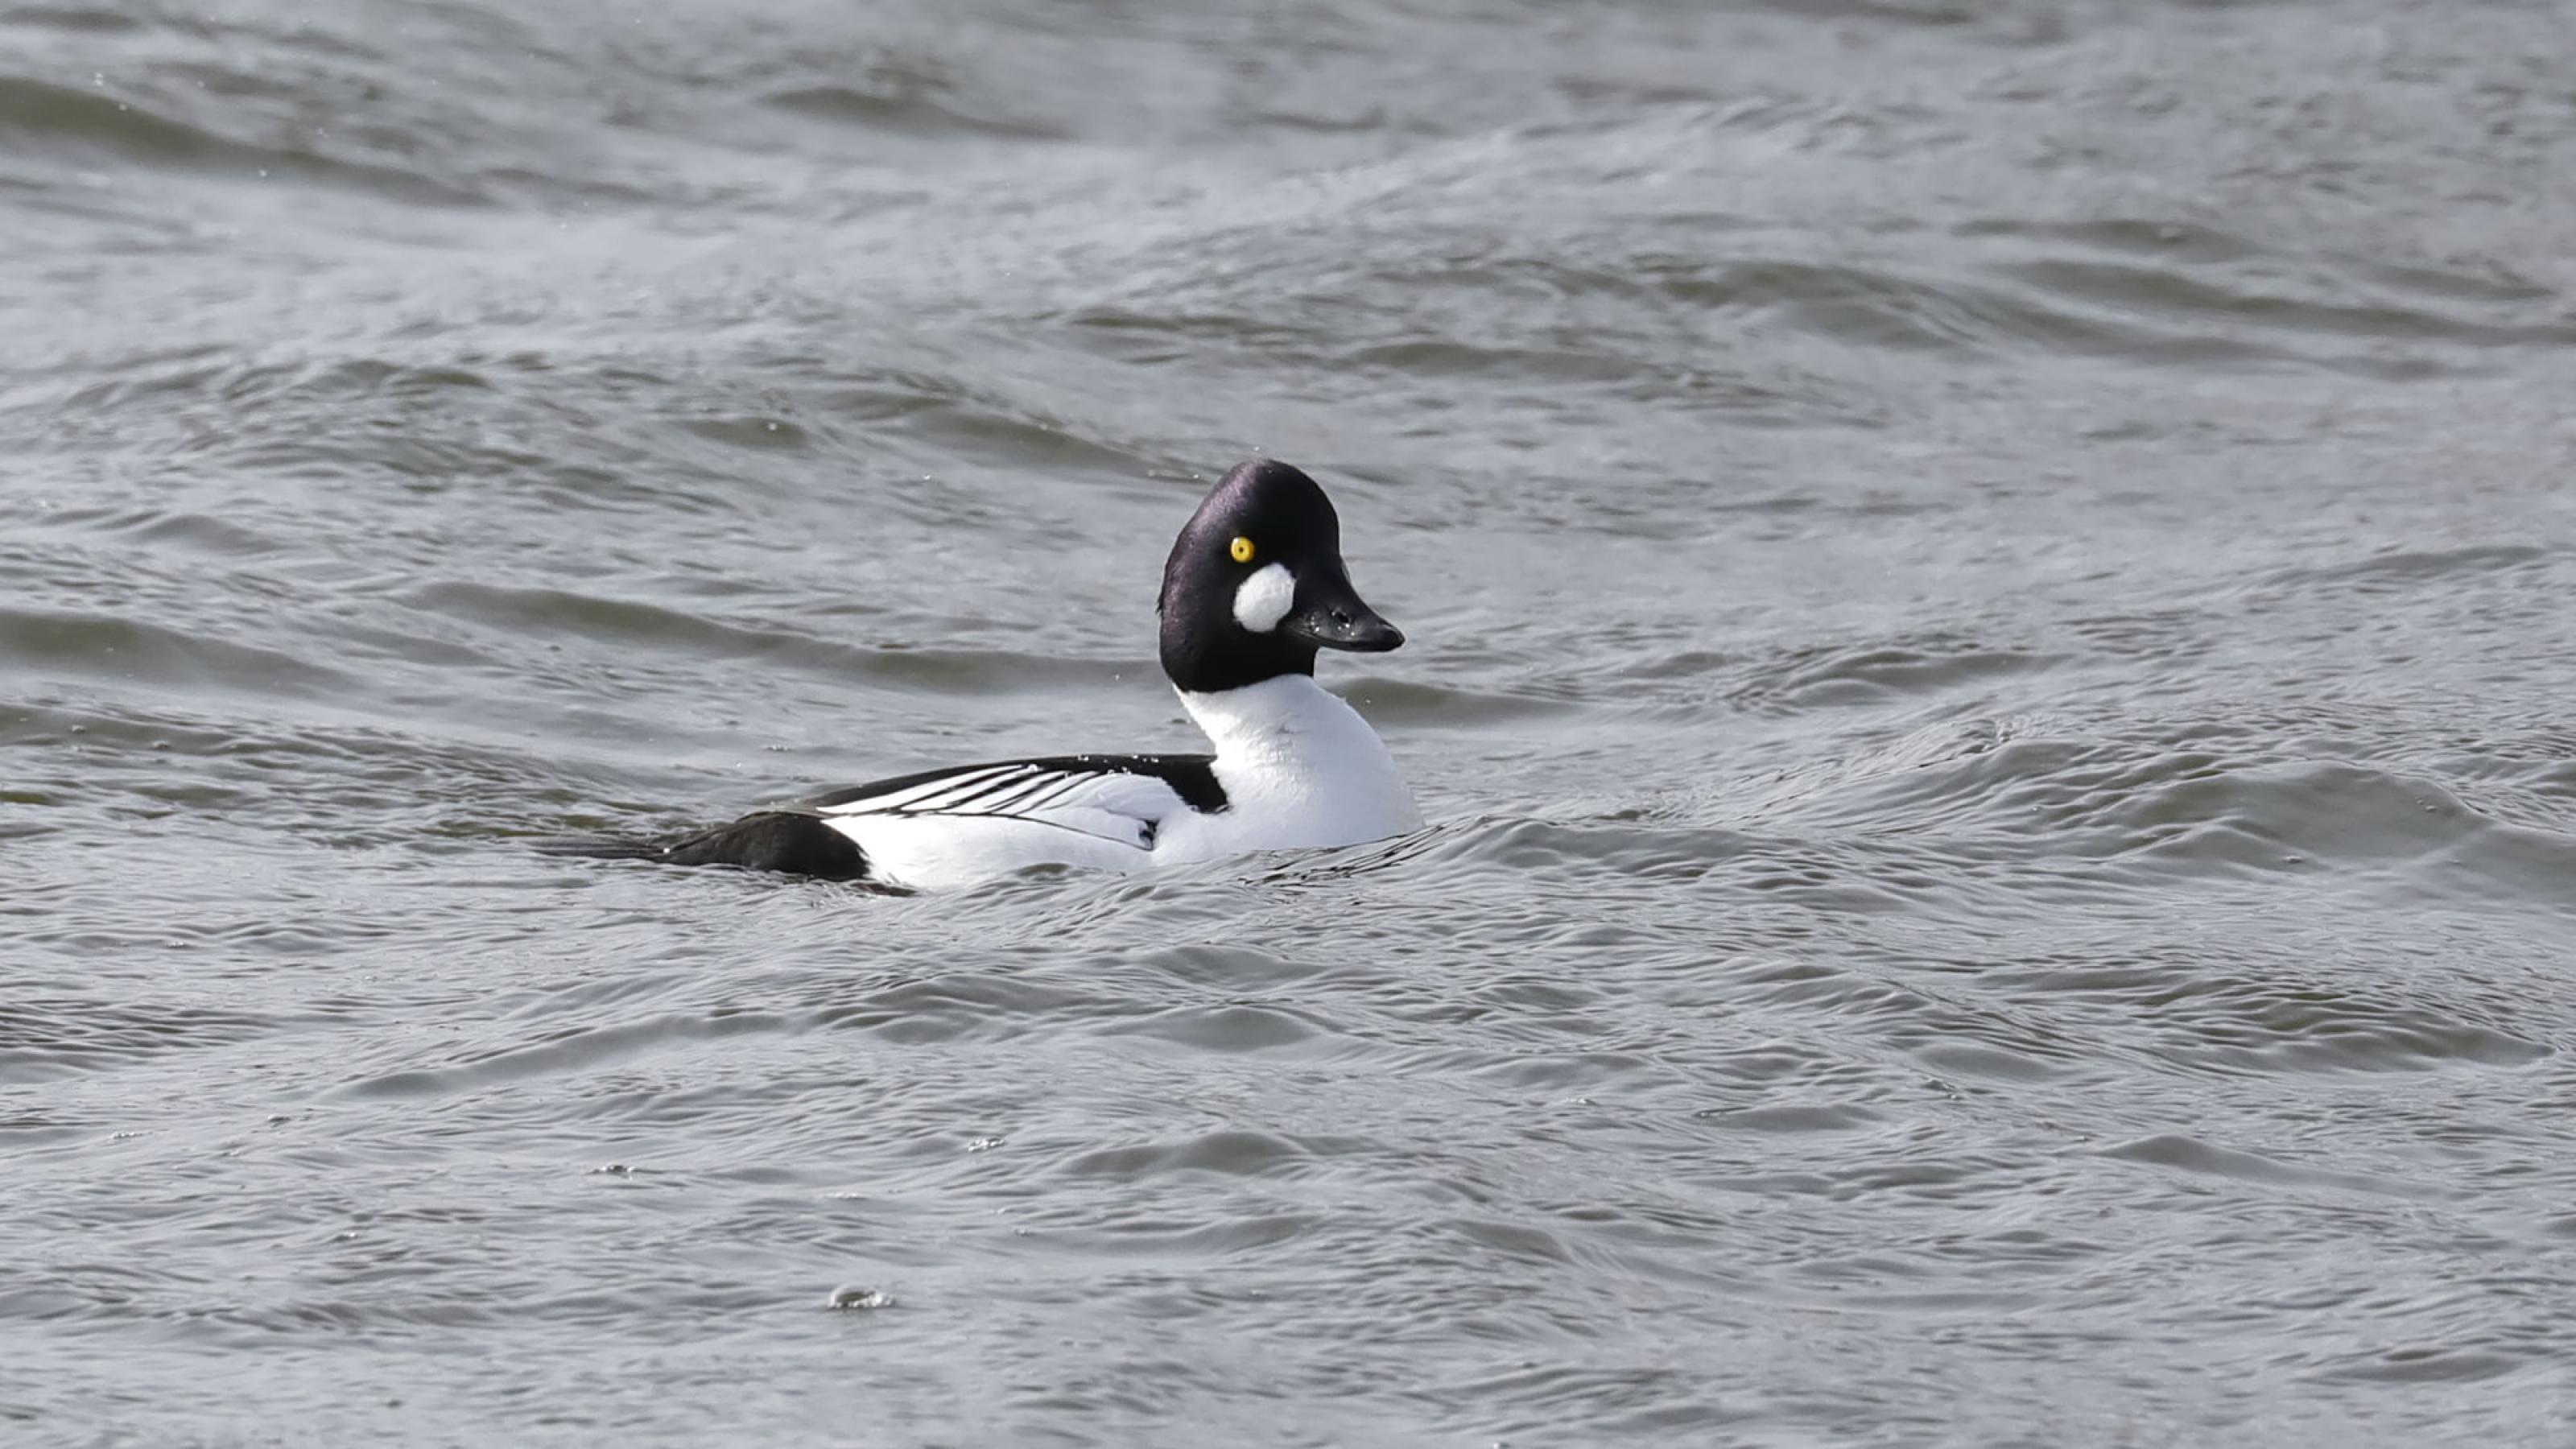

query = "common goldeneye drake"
[{"left": 548, "top": 459, "right": 1419, "bottom": 891}]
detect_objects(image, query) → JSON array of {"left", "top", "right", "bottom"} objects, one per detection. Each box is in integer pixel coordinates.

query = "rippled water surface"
[{"left": 8, "top": 1, "right": 2576, "bottom": 1443}]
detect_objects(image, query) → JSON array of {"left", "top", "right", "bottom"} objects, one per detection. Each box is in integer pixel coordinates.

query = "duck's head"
[{"left": 1157, "top": 459, "right": 1405, "bottom": 695}]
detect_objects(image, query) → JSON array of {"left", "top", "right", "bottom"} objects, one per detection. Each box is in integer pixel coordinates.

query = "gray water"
[{"left": 7, "top": 1, "right": 2576, "bottom": 1443}]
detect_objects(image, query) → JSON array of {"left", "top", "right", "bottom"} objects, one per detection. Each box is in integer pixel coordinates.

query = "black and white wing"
[
  {"left": 798, "top": 753, "right": 1227, "bottom": 851},
  {"left": 539, "top": 752, "right": 1228, "bottom": 886}
]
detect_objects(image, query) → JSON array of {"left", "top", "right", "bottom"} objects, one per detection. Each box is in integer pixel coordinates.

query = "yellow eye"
[{"left": 1229, "top": 536, "right": 1255, "bottom": 564}]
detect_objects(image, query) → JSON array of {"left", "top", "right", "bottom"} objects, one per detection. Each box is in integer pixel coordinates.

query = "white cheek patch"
[{"left": 1232, "top": 563, "right": 1297, "bottom": 634}]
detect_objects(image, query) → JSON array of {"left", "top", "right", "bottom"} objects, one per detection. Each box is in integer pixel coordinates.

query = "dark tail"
[{"left": 535, "top": 811, "right": 876, "bottom": 883}]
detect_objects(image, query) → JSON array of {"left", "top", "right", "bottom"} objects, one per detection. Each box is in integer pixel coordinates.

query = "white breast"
[{"left": 1152, "top": 675, "right": 1421, "bottom": 863}]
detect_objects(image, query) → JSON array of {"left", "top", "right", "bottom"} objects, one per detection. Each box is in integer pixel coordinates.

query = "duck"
[{"left": 545, "top": 459, "right": 1420, "bottom": 891}]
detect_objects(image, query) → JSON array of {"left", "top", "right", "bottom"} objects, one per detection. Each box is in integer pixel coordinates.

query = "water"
[{"left": 6, "top": 1, "right": 2576, "bottom": 1443}]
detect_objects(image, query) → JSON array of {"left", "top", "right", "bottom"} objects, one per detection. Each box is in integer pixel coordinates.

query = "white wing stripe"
[
  {"left": 824, "top": 764, "right": 1024, "bottom": 815},
  {"left": 918, "top": 770, "right": 1045, "bottom": 813},
  {"left": 812, "top": 763, "right": 1192, "bottom": 861},
  {"left": 983, "top": 778, "right": 1071, "bottom": 814},
  {"left": 1019, "top": 775, "right": 1093, "bottom": 812}
]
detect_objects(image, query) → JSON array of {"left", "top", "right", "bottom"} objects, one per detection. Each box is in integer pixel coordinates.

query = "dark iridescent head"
[{"left": 1156, "top": 460, "right": 1405, "bottom": 695}]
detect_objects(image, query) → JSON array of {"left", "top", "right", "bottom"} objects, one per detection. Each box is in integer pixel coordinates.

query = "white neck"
[{"left": 1177, "top": 674, "right": 1373, "bottom": 763}]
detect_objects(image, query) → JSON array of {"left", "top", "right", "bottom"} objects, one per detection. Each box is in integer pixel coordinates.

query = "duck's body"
[{"left": 548, "top": 461, "right": 1418, "bottom": 893}]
